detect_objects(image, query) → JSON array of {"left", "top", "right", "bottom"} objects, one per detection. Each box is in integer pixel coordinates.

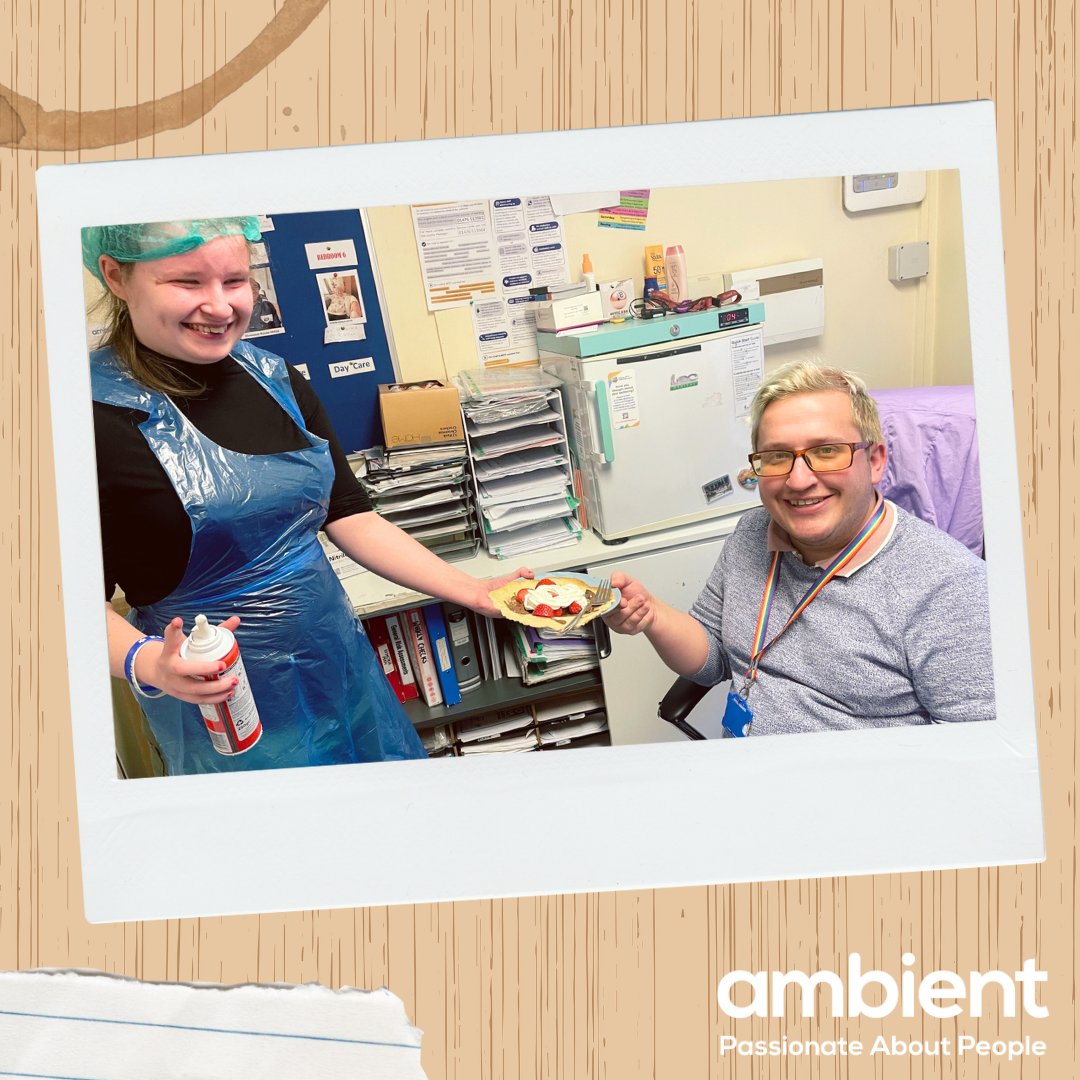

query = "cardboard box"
[
  {"left": 378, "top": 380, "right": 465, "bottom": 448},
  {"left": 534, "top": 291, "right": 605, "bottom": 333}
]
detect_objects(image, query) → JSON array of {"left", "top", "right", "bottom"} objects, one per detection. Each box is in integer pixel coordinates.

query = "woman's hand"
[
  {"left": 134, "top": 616, "right": 243, "bottom": 705},
  {"left": 602, "top": 570, "right": 655, "bottom": 635},
  {"left": 471, "top": 565, "right": 535, "bottom": 618}
]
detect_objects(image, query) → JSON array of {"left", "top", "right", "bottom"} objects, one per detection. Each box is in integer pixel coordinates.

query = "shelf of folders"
[
  {"left": 454, "top": 367, "right": 582, "bottom": 560},
  {"left": 361, "top": 600, "right": 609, "bottom": 754},
  {"left": 349, "top": 443, "right": 481, "bottom": 562}
]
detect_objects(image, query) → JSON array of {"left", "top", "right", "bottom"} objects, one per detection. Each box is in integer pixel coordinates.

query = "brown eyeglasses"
[{"left": 748, "top": 442, "right": 871, "bottom": 477}]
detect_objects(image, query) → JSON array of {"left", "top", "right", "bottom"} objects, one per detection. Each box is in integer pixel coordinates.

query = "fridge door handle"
[{"left": 588, "top": 379, "right": 616, "bottom": 464}]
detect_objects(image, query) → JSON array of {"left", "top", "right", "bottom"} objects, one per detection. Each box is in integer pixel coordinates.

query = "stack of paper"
[
  {"left": 473, "top": 446, "right": 570, "bottom": 482},
  {"left": 455, "top": 366, "right": 562, "bottom": 403},
  {"left": 502, "top": 623, "right": 599, "bottom": 687},
  {"left": 353, "top": 446, "right": 481, "bottom": 562},
  {"left": 537, "top": 714, "right": 609, "bottom": 748},
  {"left": 458, "top": 730, "right": 540, "bottom": 754},
  {"left": 487, "top": 518, "right": 582, "bottom": 559},
  {"left": 456, "top": 704, "right": 535, "bottom": 750},
  {"left": 456, "top": 381, "right": 582, "bottom": 559},
  {"left": 534, "top": 689, "right": 611, "bottom": 749}
]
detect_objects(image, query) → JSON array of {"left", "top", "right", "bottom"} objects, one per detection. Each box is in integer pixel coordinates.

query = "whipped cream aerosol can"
[{"left": 180, "top": 614, "right": 263, "bottom": 755}]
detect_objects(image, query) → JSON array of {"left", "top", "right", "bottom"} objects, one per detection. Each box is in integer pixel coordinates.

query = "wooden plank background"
[{"left": 1, "top": 1, "right": 1074, "bottom": 1076}]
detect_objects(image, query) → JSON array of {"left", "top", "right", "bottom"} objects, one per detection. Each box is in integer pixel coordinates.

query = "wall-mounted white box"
[
  {"left": 721, "top": 258, "right": 825, "bottom": 346},
  {"left": 843, "top": 171, "right": 927, "bottom": 211},
  {"left": 888, "top": 240, "right": 930, "bottom": 282}
]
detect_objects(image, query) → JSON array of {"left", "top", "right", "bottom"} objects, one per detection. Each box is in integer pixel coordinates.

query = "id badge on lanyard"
[{"left": 722, "top": 688, "right": 754, "bottom": 738}]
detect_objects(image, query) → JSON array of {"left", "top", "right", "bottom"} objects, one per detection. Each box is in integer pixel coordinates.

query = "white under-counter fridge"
[{"left": 538, "top": 307, "right": 766, "bottom": 542}]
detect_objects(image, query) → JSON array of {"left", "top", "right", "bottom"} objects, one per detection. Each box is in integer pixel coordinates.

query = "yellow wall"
[
  {"left": 924, "top": 169, "right": 974, "bottom": 384},
  {"left": 369, "top": 171, "right": 972, "bottom": 390},
  {"left": 83, "top": 173, "right": 972, "bottom": 392}
]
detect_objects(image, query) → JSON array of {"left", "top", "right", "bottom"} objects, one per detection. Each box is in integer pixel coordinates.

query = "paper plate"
[{"left": 488, "top": 574, "right": 622, "bottom": 630}]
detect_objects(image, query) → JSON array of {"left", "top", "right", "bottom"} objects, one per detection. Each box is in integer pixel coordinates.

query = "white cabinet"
[{"left": 589, "top": 535, "right": 732, "bottom": 745}]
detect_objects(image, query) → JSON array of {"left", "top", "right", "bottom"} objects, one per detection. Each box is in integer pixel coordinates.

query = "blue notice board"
[{"left": 249, "top": 209, "right": 397, "bottom": 452}]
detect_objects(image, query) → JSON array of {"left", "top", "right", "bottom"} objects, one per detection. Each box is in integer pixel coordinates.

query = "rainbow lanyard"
[{"left": 740, "top": 499, "right": 888, "bottom": 697}]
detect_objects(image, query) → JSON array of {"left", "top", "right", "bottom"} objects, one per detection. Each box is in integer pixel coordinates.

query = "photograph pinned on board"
[
  {"left": 40, "top": 105, "right": 1042, "bottom": 925},
  {"left": 244, "top": 265, "right": 285, "bottom": 338},
  {"left": 318, "top": 269, "right": 366, "bottom": 325}
]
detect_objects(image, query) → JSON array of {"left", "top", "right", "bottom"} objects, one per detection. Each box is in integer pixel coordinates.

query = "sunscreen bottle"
[
  {"left": 644, "top": 244, "right": 666, "bottom": 289},
  {"left": 581, "top": 252, "right": 596, "bottom": 290},
  {"left": 664, "top": 244, "right": 689, "bottom": 302},
  {"left": 180, "top": 615, "right": 263, "bottom": 756}
]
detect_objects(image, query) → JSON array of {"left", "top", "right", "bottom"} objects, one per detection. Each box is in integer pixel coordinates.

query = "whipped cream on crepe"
[{"left": 522, "top": 581, "right": 589, "bottom": 612}]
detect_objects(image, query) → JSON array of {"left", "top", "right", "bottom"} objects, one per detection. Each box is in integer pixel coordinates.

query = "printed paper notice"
[
  {"left": 598, "top": 189, "right": 651, "bottom": 230},
  {"left": 328, "top": 356, "right": 376, "bottom": 378},
  {"left": 412, "top": 200, "right": 499, "bottom": 310},
  {"left": 0, "top": 970, "right": 424, "bottom": 1080},
  {"left": 304, "top": 238, "right": 359, "bottom": 270},
  {"left": 471, "top": 292, "right": 540, "bottom": 367},
  {"left": 517, "top": 195, "right": 569, "bottom": 283},
  {"left": 324, "top": 322, "right": 368, "bottom": 344},
  {"left": 730, "top": 331, "right": 766, "bottom": 418},
  {"left": 414, "top": 196, "right": 572, "bottom": 364},
  {"left": 607, "top": 370, "right": 640, "bottom": 429}
]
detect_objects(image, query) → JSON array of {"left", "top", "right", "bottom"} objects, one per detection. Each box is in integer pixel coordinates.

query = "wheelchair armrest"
[{"left": 658, "top": 677, "right": 711, "bottom": 741}]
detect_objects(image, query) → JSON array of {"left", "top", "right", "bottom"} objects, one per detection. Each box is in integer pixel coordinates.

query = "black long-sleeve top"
[{"left": 95, "top": 355, "right": 371, "bottom": 606}]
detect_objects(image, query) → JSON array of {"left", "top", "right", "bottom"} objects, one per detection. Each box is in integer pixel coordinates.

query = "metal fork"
[{"left": 551, "top": 577, "right": 612, "bottom": 637}]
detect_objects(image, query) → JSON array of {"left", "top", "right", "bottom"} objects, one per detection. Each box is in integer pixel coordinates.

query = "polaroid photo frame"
[{"left": 37, "top": 102, "right": 1043, "bottom": 923}]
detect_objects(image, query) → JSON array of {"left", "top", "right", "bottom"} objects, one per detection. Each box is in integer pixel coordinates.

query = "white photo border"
[{"left": 37, "top": 102, "right": 1043, "bottom": 923}]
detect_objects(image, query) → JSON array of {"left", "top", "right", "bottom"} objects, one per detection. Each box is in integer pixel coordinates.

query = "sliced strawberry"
[
  {"left": 567, "top": 601, "right": 583, "bottom": 614},
  {"left": 533, "top": 603, "right": 556, "bottom": 618},
  {"left": 515, "top": 588, "right": 530, "bottom": 604},
  {"left": 537, "top": 578, "right": 557, "bottom": 586}
]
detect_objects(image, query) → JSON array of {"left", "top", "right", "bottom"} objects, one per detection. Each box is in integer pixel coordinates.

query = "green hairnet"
[{"left": 82, "top": 217, "right": 263, "bottom": 285}]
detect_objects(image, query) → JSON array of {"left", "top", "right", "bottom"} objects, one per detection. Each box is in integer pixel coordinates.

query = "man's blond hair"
[{"left": 749, "top": 360, "right": 883, "bottom": 449}]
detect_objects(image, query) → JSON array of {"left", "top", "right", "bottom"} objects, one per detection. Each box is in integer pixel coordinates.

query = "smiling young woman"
[{"left": 86, "top": 216, "right": 530, "bottom": 776}]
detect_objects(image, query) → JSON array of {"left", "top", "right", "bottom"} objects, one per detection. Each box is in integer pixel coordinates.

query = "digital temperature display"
[{"left": 718, "top": 308, "right": 750, "bottom": 327}]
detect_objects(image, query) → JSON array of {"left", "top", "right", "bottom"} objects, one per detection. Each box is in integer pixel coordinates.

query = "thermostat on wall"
[{"left": 843, "top": 172, "right": 927, "bottom": 211}]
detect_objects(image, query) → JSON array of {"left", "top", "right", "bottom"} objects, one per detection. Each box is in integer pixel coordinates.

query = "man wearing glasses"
[{"left": 604, "top": 360, "right": 995, "bottom": 735}]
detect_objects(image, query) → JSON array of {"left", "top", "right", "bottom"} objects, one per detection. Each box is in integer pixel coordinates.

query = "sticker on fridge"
[
  {"left": 607, "top": 370, "right": 640, "bottom": 430},
  {"left": 703, "top": 474, "right": 734, "bottom": 503},
  {"left": 730, "top": 331, "right": 765, "bottom": 418}
]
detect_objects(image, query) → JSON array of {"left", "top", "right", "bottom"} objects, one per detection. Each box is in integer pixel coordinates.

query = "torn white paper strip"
[
  {"left": 548, "top": 190, "right": 620, "bottom": 216},
  {"left": 0, "top": 970, "right": 425, "bottom": 1080}
]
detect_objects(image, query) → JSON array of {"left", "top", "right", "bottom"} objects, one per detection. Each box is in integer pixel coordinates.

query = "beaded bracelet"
[{"left": 124, "top": 635, "right": 166, "bottom": 699}]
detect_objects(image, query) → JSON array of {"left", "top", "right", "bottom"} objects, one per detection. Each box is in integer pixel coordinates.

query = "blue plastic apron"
[{"left": 92, "top": 342, "right": 427, "bottom": 774}]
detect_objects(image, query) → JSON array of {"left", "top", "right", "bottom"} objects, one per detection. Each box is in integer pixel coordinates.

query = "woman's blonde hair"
[{"left": 749, "top": 360, "right": 883, "bottom": 449}]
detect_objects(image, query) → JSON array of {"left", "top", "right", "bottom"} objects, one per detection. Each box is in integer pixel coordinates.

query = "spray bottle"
[
  {"left": 581, "top": 252, "right": 597, "bottom": 291},
  {"left": 179, "top": 615, "right": 263, "bottom": 756},
  {"left": 664, "top": 244, "right": 689, "bottom": 303}
]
